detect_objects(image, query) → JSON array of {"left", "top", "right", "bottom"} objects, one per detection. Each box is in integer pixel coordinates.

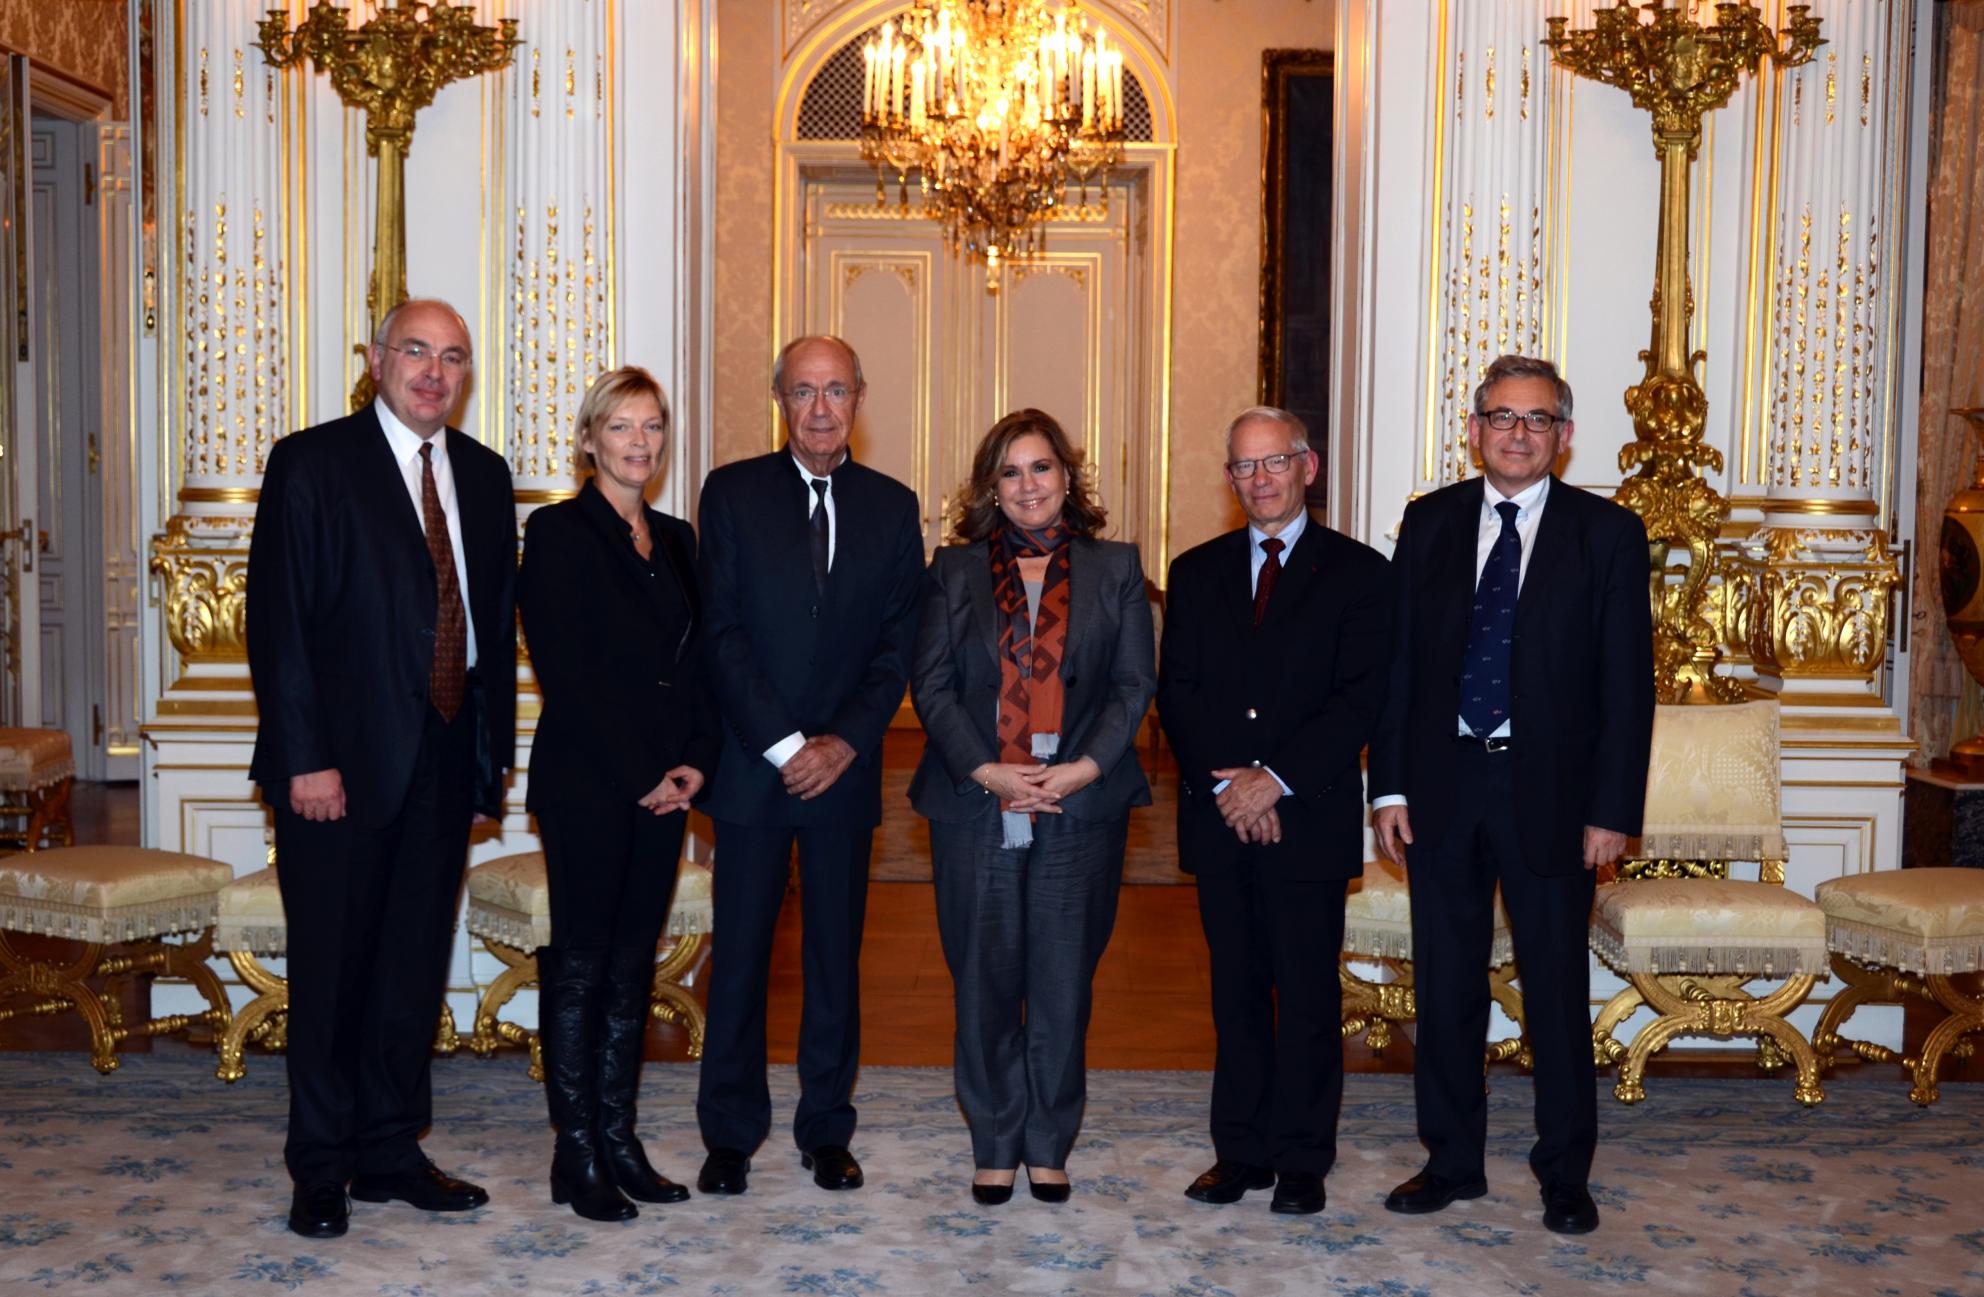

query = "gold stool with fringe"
[
  {"left": 1812, "top": 867, "right": 1984, "bottom": 1104},
  {"left": 465, "top": 851, "right": 714, "bottom": 1078},
  {"left": 1589, "top": 700, "right": 1830, "bottom": 1105},
  {"left": 0, "top": 846, "right": 232, "bottom": 1072},
  {"left": 208, "top": 864, "right": 465, "bottom": 1081},
  {"left": 1340, "top": 856, "right": 1530, "bottom": 1068},
  {"left": 0, "top": 727, "right": 76, "bottom": 851}
]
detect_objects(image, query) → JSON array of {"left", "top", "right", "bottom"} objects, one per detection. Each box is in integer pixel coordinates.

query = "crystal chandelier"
[{"left": 861, "top": 0, "right": 1126, "bottom": 290}]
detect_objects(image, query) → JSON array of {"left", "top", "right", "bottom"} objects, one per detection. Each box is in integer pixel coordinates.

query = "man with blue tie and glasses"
[{"left": 1368, "top": 354, "right": 1653, "bottom": 1237}]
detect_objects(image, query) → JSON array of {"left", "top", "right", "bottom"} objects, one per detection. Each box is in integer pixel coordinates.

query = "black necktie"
[
  {"left": 809, "top": 478, "right": 830, "bottom": 594},
  {"left": 1461, "top": 500, "right": 1521, "bottom": 737},
  {"left": 1252, "top": 536, "right": 1284, "bottom": 628}
]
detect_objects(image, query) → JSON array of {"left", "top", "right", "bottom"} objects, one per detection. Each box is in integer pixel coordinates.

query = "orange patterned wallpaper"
[
  {"left": 711, "top": 0, "right": 779, "bottom": 471},
  {"left": 1166, "top": 0, "right": 1335, "bottom": 562},
  {"left": 0, "top": 0, "right": 126, "bottom": 117}
]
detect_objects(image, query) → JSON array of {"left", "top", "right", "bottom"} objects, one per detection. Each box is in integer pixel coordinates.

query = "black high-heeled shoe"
[
  {"left": 1026, "top": 1168, "right": 1071, "bottom": 1204},
  {"left": 970, "top": 1180, "right": 1014, "bottom": 1206}
]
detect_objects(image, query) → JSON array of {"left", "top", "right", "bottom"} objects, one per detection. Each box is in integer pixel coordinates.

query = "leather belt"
[{"left": 1453, "top": 733, "right": 1513, "bottom": 754}]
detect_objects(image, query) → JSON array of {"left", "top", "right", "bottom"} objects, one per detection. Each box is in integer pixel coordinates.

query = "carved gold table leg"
[
  {"left": 217, "top": 950, "right": 289, "bottom": 1082},
  {"left": 1812, "top": 952, "right": 1893, "bottom": 1069},
  {"left": 1485, "top": 962, "right": 1531, "bottom": 1070},
  {"left": 0, "top": 932, "right": 119, "bottom": 1071},
  {"left": 1613, "top": 972, "right": 1822, "bottom": 1106},
  {"left": 650, "top": 932, "right": 707, "bottom": 1060},
  {"left": 1909, "top": 974, "right": 1984, "bottom": 1106},
  {"left": 1591, "top": 984, "right": 1645, "bottom": 1068},
  {"left": 471, "top": 942, "right": 538, "bottom": 1058}
]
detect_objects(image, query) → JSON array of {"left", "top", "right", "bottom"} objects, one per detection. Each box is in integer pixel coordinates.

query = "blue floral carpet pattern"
[{"left": 1, "top": 1056, "right": 1980, "bottom": 1296}]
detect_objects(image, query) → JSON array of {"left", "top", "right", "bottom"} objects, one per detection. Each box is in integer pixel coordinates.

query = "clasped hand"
[
  {"left": 781, "top": 734, "right": 858, "bottom": 800},
  {"left": 1211, "top": 766, "right": 1283, "bottom": 844},
  {"left": 973, "top": 755, "right": 1102, "bottom": 812},
  {"left": 638, "top": 765, "right": 705, "bottom": 816}
]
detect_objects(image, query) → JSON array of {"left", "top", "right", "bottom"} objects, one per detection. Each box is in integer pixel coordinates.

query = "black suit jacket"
[
  {"left": 1158, "top": 522, "right": 1392, "bottom": 881},
  {"left": 696, "top": 449, "right": 924, "bottom": 828},
  {"left": 1367, "top": 475, "right": 1655, "bottom": 875},
  {"left": 908, "top": 537, "right": 1155, "bottom": 824},
  {"left": 518, "top": 481, "right": 719, "bottom": 815},
  {"left": 247, "top": 405, "right": 519, "bottom": 823}
]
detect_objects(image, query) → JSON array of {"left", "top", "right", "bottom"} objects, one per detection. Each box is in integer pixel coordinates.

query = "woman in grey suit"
[{"left": 909, "top": 409, "right": 1156, "bottom": 1206}]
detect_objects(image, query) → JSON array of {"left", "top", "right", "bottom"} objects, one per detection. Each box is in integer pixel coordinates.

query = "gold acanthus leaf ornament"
[{"left": 148, "top": 516, "right": 250, "bottom": 662}]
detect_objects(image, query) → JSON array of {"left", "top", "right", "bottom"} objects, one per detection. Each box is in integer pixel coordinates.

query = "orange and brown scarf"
[{"left": 992, "top": 521, "right": 1072, "bottom": 823}]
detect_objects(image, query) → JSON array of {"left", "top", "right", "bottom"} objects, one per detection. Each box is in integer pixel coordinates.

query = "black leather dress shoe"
[
  {"left": 801, "top": 1144, "right": 864, "bottom": 1190},
  {"left": 349, "top": 1159, "right": 489, "bottom": 1212},
  {"left": 1270, "top": 1171, "right": 1325, "bottom": 1216},
  {"left": 1383, "top": 1170, "right": 1489, "bottom": 1215},
  {"left": 287, "top": 1182, "right": 349, "bottom": 1238},
  {"left": 1542, "top": 1183, "right": 1600, "bottom": 1235},
  {"left": 697, "top": 1147, "right": 751, "bottom": 1196},
  {"left": 1183, "top": 1160, "right": 1276, "bottom": 1205}
]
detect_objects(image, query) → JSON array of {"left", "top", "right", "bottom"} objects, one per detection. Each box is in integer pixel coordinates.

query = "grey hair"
[
  {"left": 1471, "top": 354, "right": 1573, "bottom": 421},
  {"left": 371, "top": 298, "right": 471, "bottom": 351},
  {"left": 771, "top": 334, "right": 865, "bottom": 395},
  {"left": 1223, "top": 405, "right": 1311, "bottom": 461}
]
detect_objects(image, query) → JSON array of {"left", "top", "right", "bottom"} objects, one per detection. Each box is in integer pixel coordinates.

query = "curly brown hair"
[{"left": 949, "top": 408, "right": 1108, "bottom": 543}]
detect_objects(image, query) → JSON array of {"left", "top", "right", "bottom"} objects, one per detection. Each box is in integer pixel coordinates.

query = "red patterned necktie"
[
  {"left": 1252, "top": 536, "right": 1284, "bottom": 627},
  {"left": 420, "top": 441, "right": 467, "bottom": 721}
]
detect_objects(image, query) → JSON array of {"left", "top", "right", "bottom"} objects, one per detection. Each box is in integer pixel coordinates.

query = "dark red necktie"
[
  {"left": 1252, "top": 536, "right": 1283, "bottom": 627},
  {"left": 420, "top": 442, "right": 467, "bottom": 721}
]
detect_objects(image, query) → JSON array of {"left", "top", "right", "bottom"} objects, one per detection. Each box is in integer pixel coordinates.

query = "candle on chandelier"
[
  {"left": 1081, "top": 47, "right": 1095, "bottom": 130},
  {"left": 911, "top": 58, "right": 926, "bottom": 129},
  {"left": 936, "top": 8, "right": 951, "bottom": 99},
  {"left": 862, "top": 42, "right": 875, "bottom": 122},
  {"left": 892, "top": 41, "right": 907, "bottom": 125}
]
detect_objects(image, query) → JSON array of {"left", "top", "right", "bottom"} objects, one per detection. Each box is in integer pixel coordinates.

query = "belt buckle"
[{"left": 1483, "top": 736, "right": 1512, "bottom": 754}]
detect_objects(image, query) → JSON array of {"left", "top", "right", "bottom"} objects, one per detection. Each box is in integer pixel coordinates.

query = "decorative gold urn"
[{"left": 1942, "top": 409, "right": 1984, "bottom": 772}]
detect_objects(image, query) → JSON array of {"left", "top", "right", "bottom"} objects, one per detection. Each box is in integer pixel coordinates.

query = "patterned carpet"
[{"left": 1, "top": 1054, "right": 1980, "bottom": 1296}]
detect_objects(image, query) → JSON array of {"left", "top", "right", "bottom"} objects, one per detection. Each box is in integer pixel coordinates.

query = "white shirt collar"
[
  {"left": 789, "top": 449, "right": 847, "bottom": 485},
  {"left": 1248, "top": 508, "right": 1308, "bottom": 554},
  {"left": 1482, "top": 474, "right": 1549, "bottom": 516},
  {"left": 375, "top": 397, "right": 445, "bottom": 463}
]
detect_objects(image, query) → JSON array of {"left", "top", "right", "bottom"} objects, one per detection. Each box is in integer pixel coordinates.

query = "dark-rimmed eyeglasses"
[
  {"left": 1480, "top": 408, "right": 1565, "bottom": 433},
  {"left": 1226, "top": 453, "right": 1302, "bottom": 479},
  {"left": 380, "top": 340, "right": 472, "bottom": 370}
]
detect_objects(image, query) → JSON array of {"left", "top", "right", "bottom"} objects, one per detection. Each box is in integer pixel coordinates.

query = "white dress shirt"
[
  {"left": 376, "top": 399, "right": 479, "bottom": 669},
  {"left": 764, "top": 450, "right": 848, "bottom": 769},
  {"left": 1373, "top": 475, "right": 1550, "bottom": 811},
  {"left": 1210, "top": 514, "right": 1308, "bottom": 801}
]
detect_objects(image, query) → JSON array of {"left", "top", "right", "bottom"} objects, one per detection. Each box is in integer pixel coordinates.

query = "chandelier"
[{"left": 860, "top": 0, "right": 1126, "bottom": 290}]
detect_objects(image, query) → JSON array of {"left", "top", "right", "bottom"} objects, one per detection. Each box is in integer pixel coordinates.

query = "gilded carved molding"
[
  {"left": 148, "top": 515, "right": 251, "bottom": 664},
  {"left": 1727, "top": 528, "right": 1900, "bottom": 681},
  {"left": 784, "top": 1, "right": 1170, "bottom": 63}
]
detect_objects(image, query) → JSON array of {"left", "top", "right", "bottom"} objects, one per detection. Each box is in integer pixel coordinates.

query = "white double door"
[{"left": 793, "top": 169, "right": 1158, "bottom": 565}]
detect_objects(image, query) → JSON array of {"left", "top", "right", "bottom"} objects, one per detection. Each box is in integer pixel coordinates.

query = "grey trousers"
[{"left": 929, "top": 810, "right": 1129, "bottom": 1170}]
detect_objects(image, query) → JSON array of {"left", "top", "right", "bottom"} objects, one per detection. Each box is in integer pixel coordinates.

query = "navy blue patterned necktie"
[
  {"left": 808, "top": 478, "right": 830, "bottom": 593},
  {"left": 1460, "top": 500, "right": 1521, "bottom": 738}
]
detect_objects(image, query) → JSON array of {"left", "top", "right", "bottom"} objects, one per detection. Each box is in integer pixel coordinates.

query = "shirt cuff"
[
  {"left": 1209, "top": 769, "right": 1294, "bottom": 798},
  {"left": 1372, "top": 794, "right": 1408, "bottom": 809},
  {"left": 763, "top": 732, "right": 806, "bottom": 769}
]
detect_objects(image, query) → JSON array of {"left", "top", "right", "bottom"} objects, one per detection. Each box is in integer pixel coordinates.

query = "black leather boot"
[
  {"left": 537, "top": 946, "right": 637, "bottom": 1222},
  {"left": 597, "top": 945, "right": 690, "bottom": 1203}
]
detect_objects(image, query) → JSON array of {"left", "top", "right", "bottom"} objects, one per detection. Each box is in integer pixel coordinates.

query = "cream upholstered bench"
[
  {"left": 464, "top": 851, "right": 714, "bottom": 1078},
  {"left": 1588, "top": 700, "right": 1830, "bottom": 1106},
  {"left": 207, "top": 863, "right": 464, "bottom": 1081},
  {"left": 0, "top": 727, "right": 76, "bottom": 851},
  {"left": 1811, "top": 867, "right": 1984, "bottom": 1104},
  {"left": 1340, "top": 856, "right": 1529, "bottom": 1067},
  {"left": 0, "top": 846, "right": 232, "bottom": 1072}
]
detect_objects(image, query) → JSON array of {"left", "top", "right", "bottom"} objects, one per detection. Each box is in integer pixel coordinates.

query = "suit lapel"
[
  {"left": 576, "top": 480, "right": 685, "bottom": 633},
  {"left": 962, "top": 542, "right": 999, "bottom": 668},
  {"left": 1258, "top": 521, "right": 1324, "bottom": 629},
  {"left": 360, "top": 408, "right": 427, "bottom": 552},
  {"left": 1221, "top": 529, "right": 1255, "bottom": 632},
  {"left": 1061, "top": 536, "right": 1096, "bottom": 674},
  {"left": 1515, "top": 476, "right": 1575, "bottom": 626}
]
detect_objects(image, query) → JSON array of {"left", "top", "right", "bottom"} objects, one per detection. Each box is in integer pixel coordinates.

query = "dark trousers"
[
  {"left": 1197, "top": 861, "right": 1349, "bottom": 1174},
  {"left": 696, "top": 819, "right": 873, "bottom": 1154},
  {"left": 1408, "top": 740, "right": 1598, "bottom": 1190},
  {"left": 271, "top": 704, "right": 474, "bottom": 1186},
  {"left": 929, "top": 811, "right": 1127, "bottom": 1170},
  {"left": 537, "top": 803, "right": 687, "bottom": 952}
]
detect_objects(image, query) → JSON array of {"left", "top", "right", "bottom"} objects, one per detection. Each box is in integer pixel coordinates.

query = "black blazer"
[
  {"left": 1367, "top": 475, "right": 1655, "bottom": 876},
  {"left": 518, "top": 481, "right": 719, "bottom": 815},
  {"left": 908, "top": 537, "right": 1155, "bottom": 824},
  {"left": 696, "top": 449, "right": 925, "bottom": 828},
  {"left": 247, "top": 405, "right": 519, "bottom": 823},
  {"left": 1158, "top": 522, "right": 1392, "bottom": 881}
]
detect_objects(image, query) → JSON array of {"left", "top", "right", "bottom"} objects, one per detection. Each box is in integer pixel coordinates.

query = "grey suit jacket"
[{"left": 908, "top": 536, "right": 1156, "bottom": 824}]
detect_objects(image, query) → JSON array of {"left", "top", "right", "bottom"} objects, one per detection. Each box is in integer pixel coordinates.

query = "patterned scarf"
[{"left": 991, "top": 521, "right": 1072, "bottom": 839}]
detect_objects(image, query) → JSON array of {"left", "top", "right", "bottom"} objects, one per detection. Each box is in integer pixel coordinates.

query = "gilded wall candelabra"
[
  {"left": 256, "top": 1, "right": 520, "bottom": 408},
  {"left": 1546, "top": 2, "right": 1823, "bottom": 703}
]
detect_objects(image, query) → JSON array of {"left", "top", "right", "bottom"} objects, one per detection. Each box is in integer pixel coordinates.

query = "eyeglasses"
[
  {"left": 380, "top": 340, "right": 472, "bottom": 370},
  {"left": 1226, "top": 453, "right": 1302, "bottom": 479},
  {"left": 784, "top": 383, "right": 857, "bottom": 406},
  {"left": 1480, "top": 408, "right": 1565, "bottom": 433}
]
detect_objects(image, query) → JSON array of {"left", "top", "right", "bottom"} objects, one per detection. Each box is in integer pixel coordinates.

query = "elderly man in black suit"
[
  {"left": 693, "top": 335, "right": 924, "bottom": 1196},
  {"left": 1157, "top": 406, "right": 1392, "bottom": 1217},
  {"left": 1369, "top": 353, "right": 1653, "bottom": 1236},
  {"left": 247, "top": 298, "right": 518, "bottom": 1238}
]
